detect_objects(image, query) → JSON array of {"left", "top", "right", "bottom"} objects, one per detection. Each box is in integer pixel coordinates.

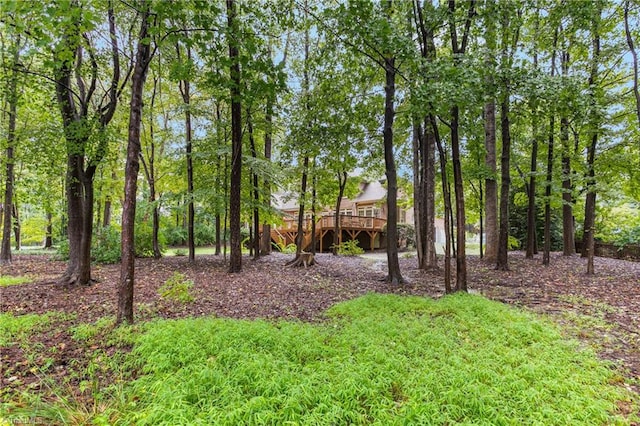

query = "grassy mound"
[{"left": 118, "top": 293, "right": 632, "bottom": 425}]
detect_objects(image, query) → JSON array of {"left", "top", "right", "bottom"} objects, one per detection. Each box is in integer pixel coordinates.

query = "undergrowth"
[
  {"left": 0, "top": 275, "right": 32, "bottom": 287},
  {"left": 1, "top": 294, "right": 637, "bottom": 425},
  {"left": 118, "top": 294, "right": 636, "bottom": 425}
]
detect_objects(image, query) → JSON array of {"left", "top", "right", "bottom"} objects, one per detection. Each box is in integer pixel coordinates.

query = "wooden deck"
[{"left": 268, "top": 214, "right": 386, "bottom": 252}]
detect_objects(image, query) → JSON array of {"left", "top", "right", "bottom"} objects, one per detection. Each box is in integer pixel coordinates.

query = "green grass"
[
  {"left": 0, "top": 275, "right": 32, "bottom": 287},
  {"left": 112, "top": 294, "right": 635, "bottom": 425},
  {"left": 0, "top": 312, "right": 55, "bottom": 346}
]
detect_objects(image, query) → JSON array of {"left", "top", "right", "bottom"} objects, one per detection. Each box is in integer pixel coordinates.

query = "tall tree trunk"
[
  {"left": 525, "top": 102, "right": 539, "bottom": 259},
  {"left": 583, "top": 9, "right": 601, "bottom": 275},
  {"left": 560, "top": 48, "right": 574, "bottom": 255},
  {"left": 450, "top": 105, "right": 467, "bottom": 291},
  {"left": 260, "top": 97, "right": 274, "bottom": 255},
  {"left": 177, "top": 43, "right": 195, "bottom": 263},
  {"left": 543, "top": 33, "right": 558, "bottom": 266},
  {"left": 227, "top": 0, "right": 243, "bottom": 273},
  {"left": 215, "top": 102, "right": 223, "bottom": 256},
  {"left": 1, "top": 36, "right": 19, "bottom": 264},
  {"left": 140, "top": 76, "right": 162, "bottom": 259},
  {"left": 117, "top": 1, "right": 152, "bottom": 325},
  {"left": 55, "top": 2, "right": 120, "bottom": 286},
  {"left": 412, "top": 123, "right": 425, "bottom": 266},
  {"left": 294, "top": 156, "right": 309, "bottom": 256},
  {"left": 447, "top": 0, "right": 474, "bottom": 290},
  {"left": 333, "top": 171, "right": 348, "bottom": 255},
  {"left": 496, "top": 96, "right": 511, "bottom": 271},
  {"left": 424, "top": 118, "right": 437, "bottom": 268},
  {"left": 247, "top": 108, "right": 260, "bottom": 260},
  {"left": 432, "top": 116, "right": 452, "bottom": 293},
  {"left": 383, "top": 55, "right": 404, "bottom": 285},
  {"left": 483, "top": 0, "right": 499, "bottom": 265}
]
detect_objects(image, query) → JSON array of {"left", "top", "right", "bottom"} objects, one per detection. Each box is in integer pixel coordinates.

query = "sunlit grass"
[
  {"left": 116, "top": 293, "right": 636, "bottom": 425},
  {"left": 0, "top": 275, "right": 31, "bottom": 287}
]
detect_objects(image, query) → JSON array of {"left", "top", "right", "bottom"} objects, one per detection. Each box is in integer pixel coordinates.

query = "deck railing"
[{"left": 275, "top": 214, "right": 386, "bottom": 233}]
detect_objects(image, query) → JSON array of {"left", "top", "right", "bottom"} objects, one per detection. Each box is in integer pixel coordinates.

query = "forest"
[{"left": 1, "top": 0, "right": 640, "bottom": 423}]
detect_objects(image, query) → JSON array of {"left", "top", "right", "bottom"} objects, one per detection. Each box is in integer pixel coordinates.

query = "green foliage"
[
  {"left": 508, "top": 235, "right": 521, "bottom": 250},
  {"left": 55, "top": 239, "right": 70, "bottom": 261},
  {"left": 272, "top": 241, "right": 297, "bottom": 254},
  {"left": 21, "top": 216, "right": 48, "bottom": 246},
  {"left": 135, "top": 222, "right": 163, "bottom": 258},
  {"left": 70, "top": 317, "right": 115, "bottom": 342},
  {"left": 0, "top": 275, "right": 31, "bottom": 287},
  {"left": 162, "top": 225, "right": 187, "bottom": 247},
  {"left": 332, "top": 239, "right": 365, "bottom": 256},
  {"left": 0, "top": 312, "right": 53, "bottom": 346},
  {"left": 396, "top": 223, "right": 415, "bottom": 248},
  {"left": 117, "top": 294, "right": 633, "bottom": 425},
  {"left": 158, "top": 272, "right": 194, "bottom": 304},
  {"left": 92, "top": 226, "right": 121, "bottom": 264},
  {"left": 173, "top": 248, "right": 187, "bottom": 257}
]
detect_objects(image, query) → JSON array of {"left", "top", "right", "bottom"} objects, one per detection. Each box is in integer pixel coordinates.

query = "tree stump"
[{"left": 286, "top": 252, "right": 316, "bottom": 268}]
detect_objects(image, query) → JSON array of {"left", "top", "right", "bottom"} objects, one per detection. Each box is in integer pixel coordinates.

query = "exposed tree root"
[{"left": 286, "top": 252, "right": 317, "bottom": 268}]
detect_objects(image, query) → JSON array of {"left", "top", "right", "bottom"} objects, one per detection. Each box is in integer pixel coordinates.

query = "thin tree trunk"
[
  {"left": 248, "top": 108, "right": 260, "bottom": 260},
  {"left": 496, "top": 96, "right": 511, "bottom": 271},
  {"left": 260, "top": 97, "right": 274, "bottom": 255},
  {"left": 311, "top": 170, "right": 317, "bottom": 255},
  {"left": 45, "top": 212, "right": 53, "bottom": 249},
  {"left": 450, "top": 105, "right": 467, "bottom": 291},
  {"left": 432, "top": 116, "right": 452, "bottom": 293},
  {"left": 525, "top": 103, "right": 539, "bottom": 259},
  {"left": 1, "top": 36, "right": 19, "bottom": 263},
  {"left": 560, "top": 47, "right": 574, "bottom": 255},
  {"left": 583, "top": 9, "right": 601, "bottom": 275},
  {"left": 12, "top": 203, "right": 20, "bottom": 252},
  {"left": 227, "top": 0, "right": 242, "bottom": 273},
  {"left": 543, "top": 32, "right": 558, "bottom": 266},
  {"left": 117, "top": 1, "right": 152, "bottom": 325},
  {"left": 333, "top": 171, "right": 347, "bottom": 255},
  {"left": 294, "top": 156, "right": 309, "bottom": 256},
  {"left": 383, "top": 55, "right": 404, "bottom": 285}
]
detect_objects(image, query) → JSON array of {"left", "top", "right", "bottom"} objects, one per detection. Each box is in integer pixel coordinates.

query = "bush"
[
  {"left": 92, "top": 226, "right": 121, "bottom": 264},
  {"left": 162, "top": 225, "right": 187, "bottom": 247},
  {"left": 55, "top": 239, "right": 70, "bottom": 261},
  {"left": 333, "top": 239, "right": 364, "bottom": 256},
  {"left": 272, "top": 241, "right": 297, "bottom": 253},
  {"left": 135, "top": 223, "right": 163, "bottom": 258},
  {"left": 396, "top": 223, "right": 416, "bottom": 248},
  {"left": 158, "top": 272, "right": 194, "bottom": 303}
]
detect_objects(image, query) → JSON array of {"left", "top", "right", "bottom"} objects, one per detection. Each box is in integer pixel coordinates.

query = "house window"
[
  {"left": 398, "top": 208, "right": 406, "bottom": 224},
  {"left": 358, "top": 206, "right": 380, "bottom": 218},
  {"left": 340, "top": 209, "right": 352, "bottom": 216}
]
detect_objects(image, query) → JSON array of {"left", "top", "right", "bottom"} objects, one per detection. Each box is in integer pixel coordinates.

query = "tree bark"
[
  {"left": 117, "top": 1, "right": 152, "bottom": 325},
  {"left": 432, "top": 116, "right": 452, "bottom": 293},
  {"left": 54, "top": 3, "right": 120, "bottom": 285},
  {"left": 260, "top": 97, "right": 274, "bottom": 255},
  {"left": 583, "top": 9, "right": 601, "bottom": 275},
  {"left": 247, "top": 108, "right": 260, "bottom": 260},
  {"left": 543, "top": 115, "right": 555, "bottom": 266},
  {"left": 496, "top": 96, "right": 511, "bottom": 271},
  {"left": 333, "top": 171, "right": 348, "bottom": 255},
  {"left": 560, "top": 47, "right": 575, "bottom": 256},
  {"left": 227, "top": 0, "right": 243, "bottom": 273},
  {"left": 1, "top": 36, "right": 20, "bottom": 264},
  {"left": 525, "top": 104, "right": 539, "bottom": 259},
  {"left": 383, "top": 55, "right": 404, "bottom": 285}
]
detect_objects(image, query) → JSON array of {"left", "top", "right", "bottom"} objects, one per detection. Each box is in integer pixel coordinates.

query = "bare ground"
[{"left": 1, "top": 251, "right": 639, "bottom": 418}]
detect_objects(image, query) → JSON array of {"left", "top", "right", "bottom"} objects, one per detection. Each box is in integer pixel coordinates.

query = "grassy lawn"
[{"left": 1, "top": 293, "right": 635, "bottom": 425}]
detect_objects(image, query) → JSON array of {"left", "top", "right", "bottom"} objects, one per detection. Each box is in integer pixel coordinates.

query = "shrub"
[
  {"left": 55, "top": 239, "right": 70, "bottom": 261},
  {"left": 333, "top": 239, "right": 364, "bottom": 256},
  {"left": 158, "top": 272, "right": 194, "bottom": 303},
  {"left": 162, "top": 225, "right": 187, "bottom": 247},
  {"left": 92, "top": 226, "right": 121, "bottom": 264},
  {"left": 396, "top": 223, "right": 416, "bottom": 248},
  {"left": 135, "top": 222, "right": 164, "bottom": 258},
  {"left": 272, "top": 241, "right": 297, "bottom": 253}
]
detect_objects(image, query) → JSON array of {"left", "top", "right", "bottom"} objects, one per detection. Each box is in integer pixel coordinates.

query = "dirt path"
[{"left": 1, "top": 251, "right": 639, "bottom": 409}]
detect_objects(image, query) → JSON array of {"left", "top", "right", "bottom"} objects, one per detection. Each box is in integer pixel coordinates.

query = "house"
[{"left": 270, "top": 180, "right": 445, "bottom": 252}]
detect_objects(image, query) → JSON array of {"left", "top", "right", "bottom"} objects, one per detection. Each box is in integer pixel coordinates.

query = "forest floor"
[{"left": 1, "top": 251, "right": 639, "bottom": 417}]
